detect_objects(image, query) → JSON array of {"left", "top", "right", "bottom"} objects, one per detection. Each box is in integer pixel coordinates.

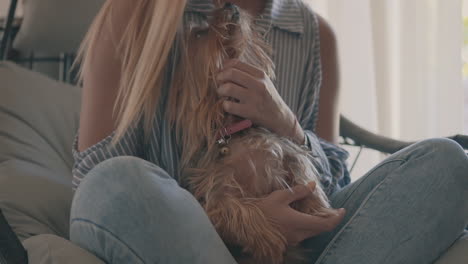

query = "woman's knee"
[
  {"left": 71, "top": 156, "right": 180, "bottom": 224},
  {"left": 69, "top": 156, "right": 196, "bottom": 254},
  {"left": 401, "top": 138, "right": 466, "bottom": 166},
  {"left": 419, "top": 138, "right": 467, "bottom": 169},
  {"left": 409, "top": 138, "right": 468, "bottom": 191},
  {"left": 79, "top": 156, "right": 171, "bottom": 188},
  {"left": 418, "top": 138, "right": 465, "bottom": 155},
  {"left": 69, "top": 157, "right": 217, "bottom": 263}
]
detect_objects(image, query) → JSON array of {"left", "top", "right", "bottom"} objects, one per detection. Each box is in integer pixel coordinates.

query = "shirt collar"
[{"left": 185, "top": 0, "right": 304, "bottom": 34}]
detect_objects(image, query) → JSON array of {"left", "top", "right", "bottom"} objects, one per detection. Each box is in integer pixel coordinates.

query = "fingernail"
[
  {"left": 307, "top": 182, "right": 316, "bottom": 191},
  {"left": 339, "top": 208, "right": 346, "bottom": 214}
]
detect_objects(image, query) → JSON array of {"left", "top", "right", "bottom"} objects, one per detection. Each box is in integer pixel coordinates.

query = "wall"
[
  {"left": 308, "top": 0, "right": 464, "bottom": 180},
  {"left": 309, "top": 0, "right": 382, "bottom": 180}
]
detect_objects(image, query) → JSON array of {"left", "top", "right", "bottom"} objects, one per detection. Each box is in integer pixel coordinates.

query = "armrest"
[
  {"left": 340, "top": 115, "right": 412, "bottom": 154},
  {"left": 339, "top": 115, "right": 468, "bottom": 154},
  {"left": 448, "top": 134, "right": 468, "bottom": 150}
]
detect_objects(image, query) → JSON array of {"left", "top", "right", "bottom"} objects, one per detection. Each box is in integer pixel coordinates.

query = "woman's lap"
[
  {"left": 70, "top": 138, "right": 468, "bottom": 264},
  {"left": 70, "top": 156, "right": 237, "bottom": 264},
  {"left": 305, "top": 138, "right": 468, "bottom": 264}
]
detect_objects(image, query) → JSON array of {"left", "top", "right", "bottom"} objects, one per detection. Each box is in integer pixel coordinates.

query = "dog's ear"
[{"left": 170, "top": 15, "right": 228, "bottom": 163}]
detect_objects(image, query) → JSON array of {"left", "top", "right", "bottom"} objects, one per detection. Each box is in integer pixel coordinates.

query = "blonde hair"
[
  {"left": 76, "top": 1, "right": 270, "bottom": 168},
  {"left": 75, "top": 0, "right": 186, "bottom": 142}
]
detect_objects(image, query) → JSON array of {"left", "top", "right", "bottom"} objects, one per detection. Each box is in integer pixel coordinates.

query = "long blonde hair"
[
  {"left": 76, "top": 1, "right": 274, "bottom": 170},
  {"left": 76, "top": 0, "right": 186, "bottom": 142}
]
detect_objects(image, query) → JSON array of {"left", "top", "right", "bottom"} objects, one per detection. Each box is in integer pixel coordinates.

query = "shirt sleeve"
[
  {"left": 296, "top": 10, "right": 350, "bottom": 195},
  {"left": 71, "top": 124, "right": 144, "bottom": 191}
]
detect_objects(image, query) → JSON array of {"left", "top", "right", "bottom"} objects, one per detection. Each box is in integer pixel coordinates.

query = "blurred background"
[
  {"left": 307, "top": 0, "right": 467, "bottom": 179},
  {"left": 1, "top": 0, "right": 467, "bottom": 179}
]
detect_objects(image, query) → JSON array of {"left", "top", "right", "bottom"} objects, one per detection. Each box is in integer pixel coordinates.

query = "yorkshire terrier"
[{"left": 170, "top": 3, "right": 337, "bottom": 264}]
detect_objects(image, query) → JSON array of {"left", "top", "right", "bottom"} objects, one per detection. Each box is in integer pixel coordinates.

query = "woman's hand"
[
  {"left": 257, "top": 182, "right": 346, "bottom": 245},
  {"left": 217, "top": 59, "right": 305, "bottom": 144}
]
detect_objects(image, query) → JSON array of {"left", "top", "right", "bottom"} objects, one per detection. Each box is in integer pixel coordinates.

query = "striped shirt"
[{"left": 72, "top": 0, "right": 350, "bottom": 195}]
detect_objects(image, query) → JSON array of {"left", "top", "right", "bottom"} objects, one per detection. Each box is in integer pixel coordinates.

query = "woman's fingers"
[
  {"left": 217, "top": 59, "right": 295, "bottom": 138},
  {"left": 300, "top": 209, "right": 346, "bottom": 237},
  {"left": 268, "top": 185, "right": 313, "bottom": 205},
  {"left": 287, "top": 185, "right": 311, "bottom": 204},
  {"left": 223, "top": 59, "right": 265, "bottom": 79},
  {"left": 217, "top": 67, "right": 258, "bottom": 90},
  {"left": 286, "top": 184, "right": 319, "bottom": 204},
  {"left": 285, "top": 207, "right": 346, "bottom": 245},
  {"left": 258, "top": 184, "right": 346, "bottom": 245},
  {"left": 217, "top": 83, "right": 249, "bottom": 103},
  {"left": 222, "top": 100, "right": 248, "bottom": 118}
]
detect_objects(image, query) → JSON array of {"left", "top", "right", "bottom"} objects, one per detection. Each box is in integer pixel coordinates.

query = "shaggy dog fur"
[{"left": 171, "top": 4, "right": 337, "bottom": 264}]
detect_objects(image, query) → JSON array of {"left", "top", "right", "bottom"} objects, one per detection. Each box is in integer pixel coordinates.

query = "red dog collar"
[{"left": 216, "top": 119, "right": 252, "bottom": 144}]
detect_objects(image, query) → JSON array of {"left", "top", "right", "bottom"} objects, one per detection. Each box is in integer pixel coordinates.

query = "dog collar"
[{"left": 216, "top": 119, "right": 252, "bottom": 145}]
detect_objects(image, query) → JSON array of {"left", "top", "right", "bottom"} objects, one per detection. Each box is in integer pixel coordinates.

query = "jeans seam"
[
  {"left": 315, "top": 159, "right": 406, "bottom": 264},
  {"left": 71, "top": 218, "right": 149, "bottom": 264}
]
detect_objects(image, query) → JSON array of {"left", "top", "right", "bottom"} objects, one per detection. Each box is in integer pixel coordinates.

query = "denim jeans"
[{"left": 70, "top": 138, "right": 468, "bottom": 264}]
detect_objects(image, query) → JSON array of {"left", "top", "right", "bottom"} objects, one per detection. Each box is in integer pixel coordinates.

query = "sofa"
[{"left": 0, "top": 60, "right": 467, "bottom": 263}]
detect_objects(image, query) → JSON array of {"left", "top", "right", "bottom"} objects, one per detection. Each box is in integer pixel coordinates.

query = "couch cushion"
[
  {"left": 0, "top": 160, "right": 72, "bottom": 241},
  {"left": 0, "top": 62, "right": 80, "bottom": 240},
  {"left": 23, "top": 234, "right": 104, "bottom": 264},
  {"left": 0, "top": 62, "right": 80, "bottom": 184},
  {"left": 13, "top": 0, "right": 106, "bottom": 54}
]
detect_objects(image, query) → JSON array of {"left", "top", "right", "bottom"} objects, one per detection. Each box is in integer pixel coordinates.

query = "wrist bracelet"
[
  {"left": 292, "top": 116, "right": 310, "bottom": 151},
  {"left": 301, "top": 132, "right": 311, "bottom": 151}
]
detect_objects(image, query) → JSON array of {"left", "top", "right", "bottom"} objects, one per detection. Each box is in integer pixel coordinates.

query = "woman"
[{"left": 71, "top": 0, "right": 468, "bottom": 263}]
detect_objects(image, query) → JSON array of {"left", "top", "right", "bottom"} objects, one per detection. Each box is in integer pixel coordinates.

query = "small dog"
[{"left": 170, "top": 3, "right": 337, "bottom": 264}]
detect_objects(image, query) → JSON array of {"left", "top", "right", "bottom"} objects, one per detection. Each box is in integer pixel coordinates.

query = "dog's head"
[
  {"left": 186, "top": 3, "right": 274, "bottom": 82},
  {"left": 171, "top": 3, "right": 275, "bottom": 167}
]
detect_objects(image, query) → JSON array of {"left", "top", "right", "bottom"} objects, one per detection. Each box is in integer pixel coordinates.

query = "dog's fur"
[{"left": 172, "top": 4, "right": 336, "bottom": 264}]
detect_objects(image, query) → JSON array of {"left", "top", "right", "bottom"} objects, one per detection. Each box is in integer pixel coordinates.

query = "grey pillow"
[
  {"left": 13, "top": 0, "right": 105, "bottom": 54},
  {"left": 0, "top": 61, "right": 80, "bottom": 180},
  {"left": 0, "top": 61, "right": 81, "bottom": 240},
  {"left": 0, "top": 160, "right": 72, "bottom": 241},
  {"left": 23, "top": 234, "right": 104, "bottom": 264}
]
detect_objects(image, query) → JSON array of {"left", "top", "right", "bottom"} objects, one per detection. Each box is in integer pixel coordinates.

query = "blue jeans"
[{"left": 70, "top": 138, "right": 468, "bottom": 263}]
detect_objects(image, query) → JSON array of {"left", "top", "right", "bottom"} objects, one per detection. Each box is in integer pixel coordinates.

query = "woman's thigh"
[
  {"left": 70, "top": 156, "right": 236, "bottom": 264},
  {"left": 305, "top": 138, "right": 468, "bottom": 264}
]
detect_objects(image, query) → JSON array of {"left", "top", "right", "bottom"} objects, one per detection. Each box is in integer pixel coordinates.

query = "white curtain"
[{"left": 307, "top": 0, "right": 464, "bottom": 179}]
